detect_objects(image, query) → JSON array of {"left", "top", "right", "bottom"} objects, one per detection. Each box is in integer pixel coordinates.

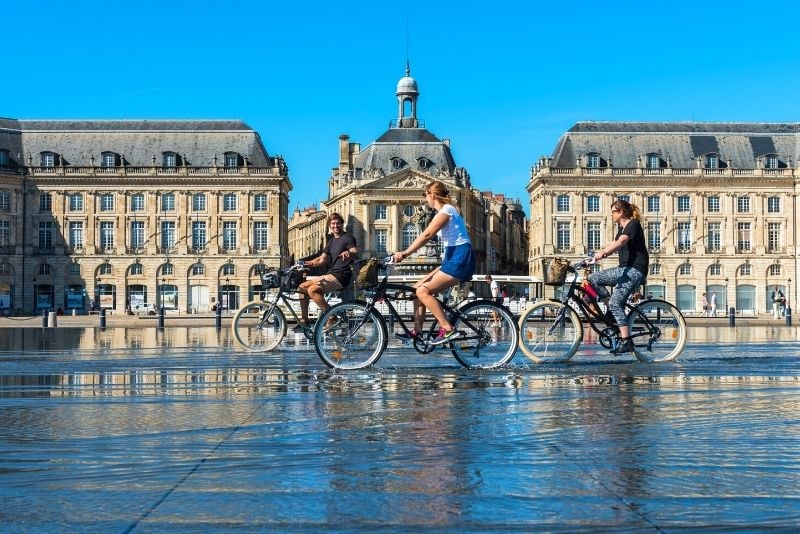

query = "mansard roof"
[
  {"left": 0, "top": 119, "right": 274, "bottom": 167},
  {"left": 552, "top": 121, "right": 800, "bottom": 169},
  {"left": 355, "top": 127, "right": 456, "bottom": 176}
]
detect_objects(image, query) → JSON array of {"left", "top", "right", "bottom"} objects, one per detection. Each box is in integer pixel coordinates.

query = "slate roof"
[
  {"left": 0, "top": 119, "right": 274, "bottom": 167},
  {"left": 552, "top": 121, "right": 800, "bottom": 169},
  {"left": 355, "top": 127, "right": 456, "bottom": 176}
]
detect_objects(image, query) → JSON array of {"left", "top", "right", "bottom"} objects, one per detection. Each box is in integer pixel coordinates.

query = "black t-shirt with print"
[
  {"left": 324, "top": 233, "right": 357, "bottom": 285},
  {"left": 616, "top": 218, "right": 649, "bottom": 276}
]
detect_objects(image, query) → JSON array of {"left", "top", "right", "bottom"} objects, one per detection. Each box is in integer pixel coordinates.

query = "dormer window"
[
  {"left": 646, "top": 153, "right": 662, "bottom": 169},
  {"left": 163, "top": 152, "right": 178, "bottom": 168},
  {"left": 587, "top": 153, "right": 600, "bottom": 168},
  {"left": 101, "top": 152, "right": 117, "bottom": 167},
  {"left": 224, "top": 152, "right": 240, "bottom": 168},
  {"left": 705, "top": 154, "right": 720, "bottom": 169},
  {"left": 417, "top": 157, "right": 430, "bottom": 169},
  {"left": 765, "top": 154, "right": 779, "bottom": 169},
  {"left": 41, "top": 152, "right": 56, "bottom": 167},
  {"left": 390, "top": 157, "right": 406, "bottom": 170},
  {"left": 0, "top": 150, "right": 9, "bottom": 166}
]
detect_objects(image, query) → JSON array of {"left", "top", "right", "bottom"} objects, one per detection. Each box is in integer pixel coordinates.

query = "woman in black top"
[{"left": 588, "top": 199, "right": 649, "bottom": 354}]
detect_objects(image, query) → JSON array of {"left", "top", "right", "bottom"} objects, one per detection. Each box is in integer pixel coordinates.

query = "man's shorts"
[{"left": 305, "top": 273, "right": 343, "bottom": 294}]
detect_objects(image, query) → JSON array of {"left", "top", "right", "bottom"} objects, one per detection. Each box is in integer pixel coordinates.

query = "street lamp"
[
  {"left": 225, "top": 277, "right": 230, "bottom": 311},
  {"left": 661, "top": 277, "right": 666, "bottom": 299}
]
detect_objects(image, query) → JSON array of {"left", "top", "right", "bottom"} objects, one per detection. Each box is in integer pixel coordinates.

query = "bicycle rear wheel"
[
  {"left": 450, "top": 301, "right": 519, "bottom": 368},
  {"left": 518, "top": 301, "right": 583, "bottom": 363},
  {"left": 231, "top": 301, "right": 286, "bottom": 352},
  {"left": 314, "top": 302, "right": 387, "bottom": 369},
  {"left": 627, "top": 299, "right": 686, "bottom": 362}
]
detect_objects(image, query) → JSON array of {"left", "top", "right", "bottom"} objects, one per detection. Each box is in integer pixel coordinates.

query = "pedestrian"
[
  {"left": 589, "top": 199, "right": 649, "bottom": 354},
  {"left": 709, "top": 292, "right": 717, "bottom": 317},
  {"left": 701, "top": 292, "right": 708, "bottom": 317},
  {"left": 770, "top": 285, "right": 784, "bottom": 319},
  {"left": 295, "top": 212, "right": 358, "bottom": 332},
  {"left": 486, "top": 274, "right": 501, "bottom": 326},
  {"left": 393, "top": 180, "right": 476, "bottom": 344}
]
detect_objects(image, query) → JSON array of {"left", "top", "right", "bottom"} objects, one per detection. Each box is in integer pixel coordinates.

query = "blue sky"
[{"left": 7, "top": 1, "right": 800, "bottom": 214}]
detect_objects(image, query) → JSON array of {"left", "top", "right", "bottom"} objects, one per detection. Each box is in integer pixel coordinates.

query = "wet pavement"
[{"left": 0, "top": 326, "right": 798, "bottom": 532}]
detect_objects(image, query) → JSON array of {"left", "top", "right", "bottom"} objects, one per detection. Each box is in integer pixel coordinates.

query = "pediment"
[{"left": 362, "top": 169, "right": 431, "bottom": 191}]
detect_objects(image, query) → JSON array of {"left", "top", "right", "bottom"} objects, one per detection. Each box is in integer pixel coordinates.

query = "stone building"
[
  {"left": 527, "top": 121, "right": 797, "bottom": 315},
  {"left": 289, "top": 67, "right": 528, "bottom": 278},
  {"left": 0, "top": 119, "right": 290, "bottom": 314}
]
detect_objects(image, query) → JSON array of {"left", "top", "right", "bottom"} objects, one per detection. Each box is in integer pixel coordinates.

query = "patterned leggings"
[{"left": 588, "top": 266, "right": 645, "bottom": 325}]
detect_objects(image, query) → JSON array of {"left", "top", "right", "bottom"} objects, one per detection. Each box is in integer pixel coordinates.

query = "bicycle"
[
  {"left": 518, "top": 258, "right": 687, "bottom": 363},
  {"left": 312, "top": 257, "right": 520, "bottom": 370},
  {"left": 231, "top": 263, "right": 314, "bottom": 351}
]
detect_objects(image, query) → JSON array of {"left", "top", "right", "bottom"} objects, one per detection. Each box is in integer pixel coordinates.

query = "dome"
[{"left": 396, "top": 64, "right": 419, "bottom": 95}]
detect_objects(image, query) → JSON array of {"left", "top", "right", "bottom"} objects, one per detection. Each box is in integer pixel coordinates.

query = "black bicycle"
[
  {"left": 312, "top": 257, "right": 519, "bottom": 370},
  {"left": 518, "top": 258, "right": 687, "bottom": 363},
  {"left": 231, "top": 263, "right": 313, "bottom": 351}
]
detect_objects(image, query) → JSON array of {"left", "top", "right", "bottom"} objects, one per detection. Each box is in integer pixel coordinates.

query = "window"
[
  {"left": 740, "top": 263, "right": 752, "bottom": 276},
  {"left": 161, "top": 193, "right": 175, "bottom": 212},
  {"left": 224, "top": 153, "right": 238, "bottom": 168},
  {"left": 402, "top": 223, "right": 418, "bottom": 249},
  {"left": 677, "top": 195, "right": 691, "bottom": 212},
  {"left": 646, "top": 154, "right": 660, "bottom": 169},
  {"left": 765, "top": 155, "right": 779, "bottom": 169},
  {"left": 679, "top": 263, "right": 692, "bottom": 275},
  {"left": 586, "top": 196, "right": 600, "bottom": 212},
  {"left": 69, "top": 221, "right": 84, "bottom": 248},
  {"left": 38, "top": 221, "right": 53, "bottom": 249},
  {"left": 647, "top": 222, "right": 661, "bottom": 250},
  {"left": 223, "top": 193, "right": 237, "bottom": 212},
  {"left": 556, "top": 195, "right": 570, "bottom": 212},
  {"left": 100, "top": 221, "right": 114, "bottom": 249},
  {"left": 556, "top": 221, "right": 571, "bottom": 251},
  {"left": 161, "top": 263, "right": 174, "bottom": 276},
  {"left": 0, "top": 150, "right": 8, "bottom": 166},
  {"left": 99, "top": 263, "right": 112, "bottom": 275},
  {"left": 161, "top": 221, "right": 175, "bottom": 249},
  {"left": 768, "top": 196, "right": 780, "bottom": 213},
  {"left": 254, "top": 194, "right": 268, "bottom": 211},
  {"left": 375, "top": 204, "right": 387, "bottom": 220},
  {"left": 163, "top": 152, "right": 177, "bottom": 168},
  {"left": 131, "top": 221, "right": 145, "bottom": 249},
  {"left": 192, "top": 221, "right": 207, "bottom": 251},
  {"left": 100, "top": 193, "right": 114, "bottom": 211},
  {"left": 130, "top": 263, "right": 143, "bottom": 276},
  {"left": 587, "top": 153, "right": 600, "bottom": 168},
  {"left": 222, "top": 263, "right": 235, "bottom": 276},
  {"left": 647, "top": 195, "right": 660, "bottom": 212},
  {"left": 39, "top": 264, "right": 51, "bottom": 275},
  {"left": 68, "top": 193, "right": 83, "bottom": 212},
  {"left": 131, "top": 193, "right": 145, "bottom": 212},
  {"left": 737, "top": 196, "right": 750, "bottom": 213},
  {"left": 737, "top": 222, "right": 751, "bottom": 251},
  {"left": 677, "top": 222, "right": 692, "bottom": 251},
  {"left": 707, "top": 196, "right": 720, "bottom": 212},
  {"left": 0, "top": 220, "right": 9, "bottom": 246},
  {"left": 707, "top": 222, "right": 721, "bottom": 251},
  {"left": 41, "top": 152, "right": 56, "bottom": 167},
  {"left": 768, "top": 222, "right": 781, "bottom": 251},
  {"left": 192, "top": 193, "right": 206, "bottom": 212},
  {"left": 40, "top": 193, "right": 52, "bottom": 212},
  {"left": 769, "top": 264, "right": 782, "bottom": 276},
  {"left": 223, "top": 221, "right": 237, "bottom": 250},
  {"left": 68, "top": 262, "right": 81, "bottom": 275},
  {"left": 586, "top": 222, "right": 600, "bottom": 252},
  {"left": 618, "top": 194, "right": 630, "bottom": 203},
  {"left": 649, "top": 263, "right": 661, "bottom": 275},
  {"left": 192, "top": 263, "right": 205, "bottom": 276},
  {"left": 705, "top": 154, "right": 719, "bottom": 169},
  {"left": 375, "top": 229, "right": 388, "bottom": 254},
  {"left": 403, "top": 204, "right": 415, "bottom": 217},
  {"left": 0, "top": 191, "right": 10, "bottom": 211},
  {"left": 101, "top": 152, "right": 116, "bottom": 167},
  {"left": 709, "top": 264, "right": 721, "bottom": 276},
  {"left": 253, "top": 222, "right": 269, "bottom": 249}
]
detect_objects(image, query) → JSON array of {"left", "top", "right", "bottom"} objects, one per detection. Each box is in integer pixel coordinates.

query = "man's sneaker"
[
  {"left": 396, "top": 329, "right": 420, "bottom": 341},
  {"left": 430, "top": 328, "right": 458, "bottom": 346},
  {"left": 610, "top": 338, "right": 634, "bottom": 354}
]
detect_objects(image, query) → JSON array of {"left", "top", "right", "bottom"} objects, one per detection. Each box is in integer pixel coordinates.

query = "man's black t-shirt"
[
  {"left": 616, "top": 218, "right": 649, "bottom": 275},
  {"left": 324, "top": 233, "right": 357, "bottom": 285}
]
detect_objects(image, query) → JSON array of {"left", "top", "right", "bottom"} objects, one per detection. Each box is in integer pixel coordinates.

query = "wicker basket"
[{"left": 542, "top": 258, "right": 569, "bottom": 286}]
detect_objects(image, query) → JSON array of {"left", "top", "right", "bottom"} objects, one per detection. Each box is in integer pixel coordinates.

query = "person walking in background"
[
  {"left": 771, "top": 286, "right": 784, "bottom": 319},
  {"left": 701, "top": 292, "right": 709, "bottom": 317},
  {"left": 486, "top": 274, "right": 501, "bottom": 326},
  {"left": 709, "top": 292, "right": 717, "bottom": 317}
]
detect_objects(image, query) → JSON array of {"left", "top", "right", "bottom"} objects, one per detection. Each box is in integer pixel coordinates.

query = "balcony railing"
[
  {"left": 188, "top": 246, "right": 207, "bottom": 255},
  {"left": 65, "top": 245, "right": 84, "bottom": 255},
  {"left": 126, "top": 246, "right": 146, "bottom": 255},
  {"left": 157, "top": 246, "right": 177, "bottom": 254}
]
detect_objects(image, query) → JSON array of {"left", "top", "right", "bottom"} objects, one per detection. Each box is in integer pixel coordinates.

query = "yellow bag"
[
  {"left": 544, "top": 258, "right": 569, "bottom": 286},
  {"left": 356, "top": 258, "right": 380, "bottom": 289}
]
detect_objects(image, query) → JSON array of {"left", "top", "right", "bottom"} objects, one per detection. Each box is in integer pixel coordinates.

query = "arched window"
[
  {"left": 129, "top": 263, "right": 143, "bottom": 276},
  {"left": 402, "top": 223, "right": 418, "bottom": 249},
  {"left": 191, "top": 263, "right": 205, "bottom": 276}
]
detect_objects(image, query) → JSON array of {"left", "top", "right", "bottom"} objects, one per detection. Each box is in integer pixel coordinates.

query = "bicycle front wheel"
[
  {"left": 232, "top": 301, "right": 286, "bottom": 352},
  {"left": 450, "top": 301, "right": 519, "bottom": 369},
  {"left": 518, "top": 301, "right": 583, "bottom": 363},
  {"left": 314, "top": 302, "right": 388, "bottom": 369},
  {"left": 627, "top": 299, "right": 686, "bottom": 363}
]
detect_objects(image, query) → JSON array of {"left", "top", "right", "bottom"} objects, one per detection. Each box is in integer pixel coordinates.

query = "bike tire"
[
  {"left": 518, "top": 301, "right": 583, "bottom": 363},
  {"left": 627, "top": 299, "right": 686, "bottom": 363},
  {"left": 314, "top": 302, "right": 388, "bottom": 369},
  {"left": 231, "top": 301, "right": 286, "bottom": 352},
  {"left": 450, "top": 301, "right": 519, "bottom": 369}
]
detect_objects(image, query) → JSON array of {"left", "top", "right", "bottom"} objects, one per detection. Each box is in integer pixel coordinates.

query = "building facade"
[
  {"left": 0, "top": 119, "right": 291, "bottom": 314},
  {"left": 289, "top": 68, "right": 528, "bottom": 278},
  {"left": 527, "top": 122, "right": 798, "bottom": 315}
]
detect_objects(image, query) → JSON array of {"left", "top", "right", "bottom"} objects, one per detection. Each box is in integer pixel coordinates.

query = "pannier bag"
[
  {"left": 543, "top": 258, "right": 569, "bottom": 286},
  {"left": 356, "top": 258, "right": 380, "bottom": 289}
]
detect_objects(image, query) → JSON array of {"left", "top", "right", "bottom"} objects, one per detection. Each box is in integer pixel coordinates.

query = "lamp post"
[
  {"left": 661, "top": 278, "right": 666, "bottom": 300},
  {"left": 225, "top": 277, "right": 230, "bottom": 311},
  {"left": 158, "top": 277, "right": 166, "bottom": 329},
  {"left": 787, "top": 277, "right": 792, "bottom": 326}
]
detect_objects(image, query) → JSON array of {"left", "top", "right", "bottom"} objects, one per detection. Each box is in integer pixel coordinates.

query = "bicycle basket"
[
  {"left": 262, "top": 271, "right": 280, "bottom": 289},
  {"left": 283, "top": 269, "right": 307, "bottom": 291},
  {"left": 543, "top": 258, "right": 569, "bottom": 286},
  {"left": 355, "top": 257, "right": 380, "bottom": 289}
]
